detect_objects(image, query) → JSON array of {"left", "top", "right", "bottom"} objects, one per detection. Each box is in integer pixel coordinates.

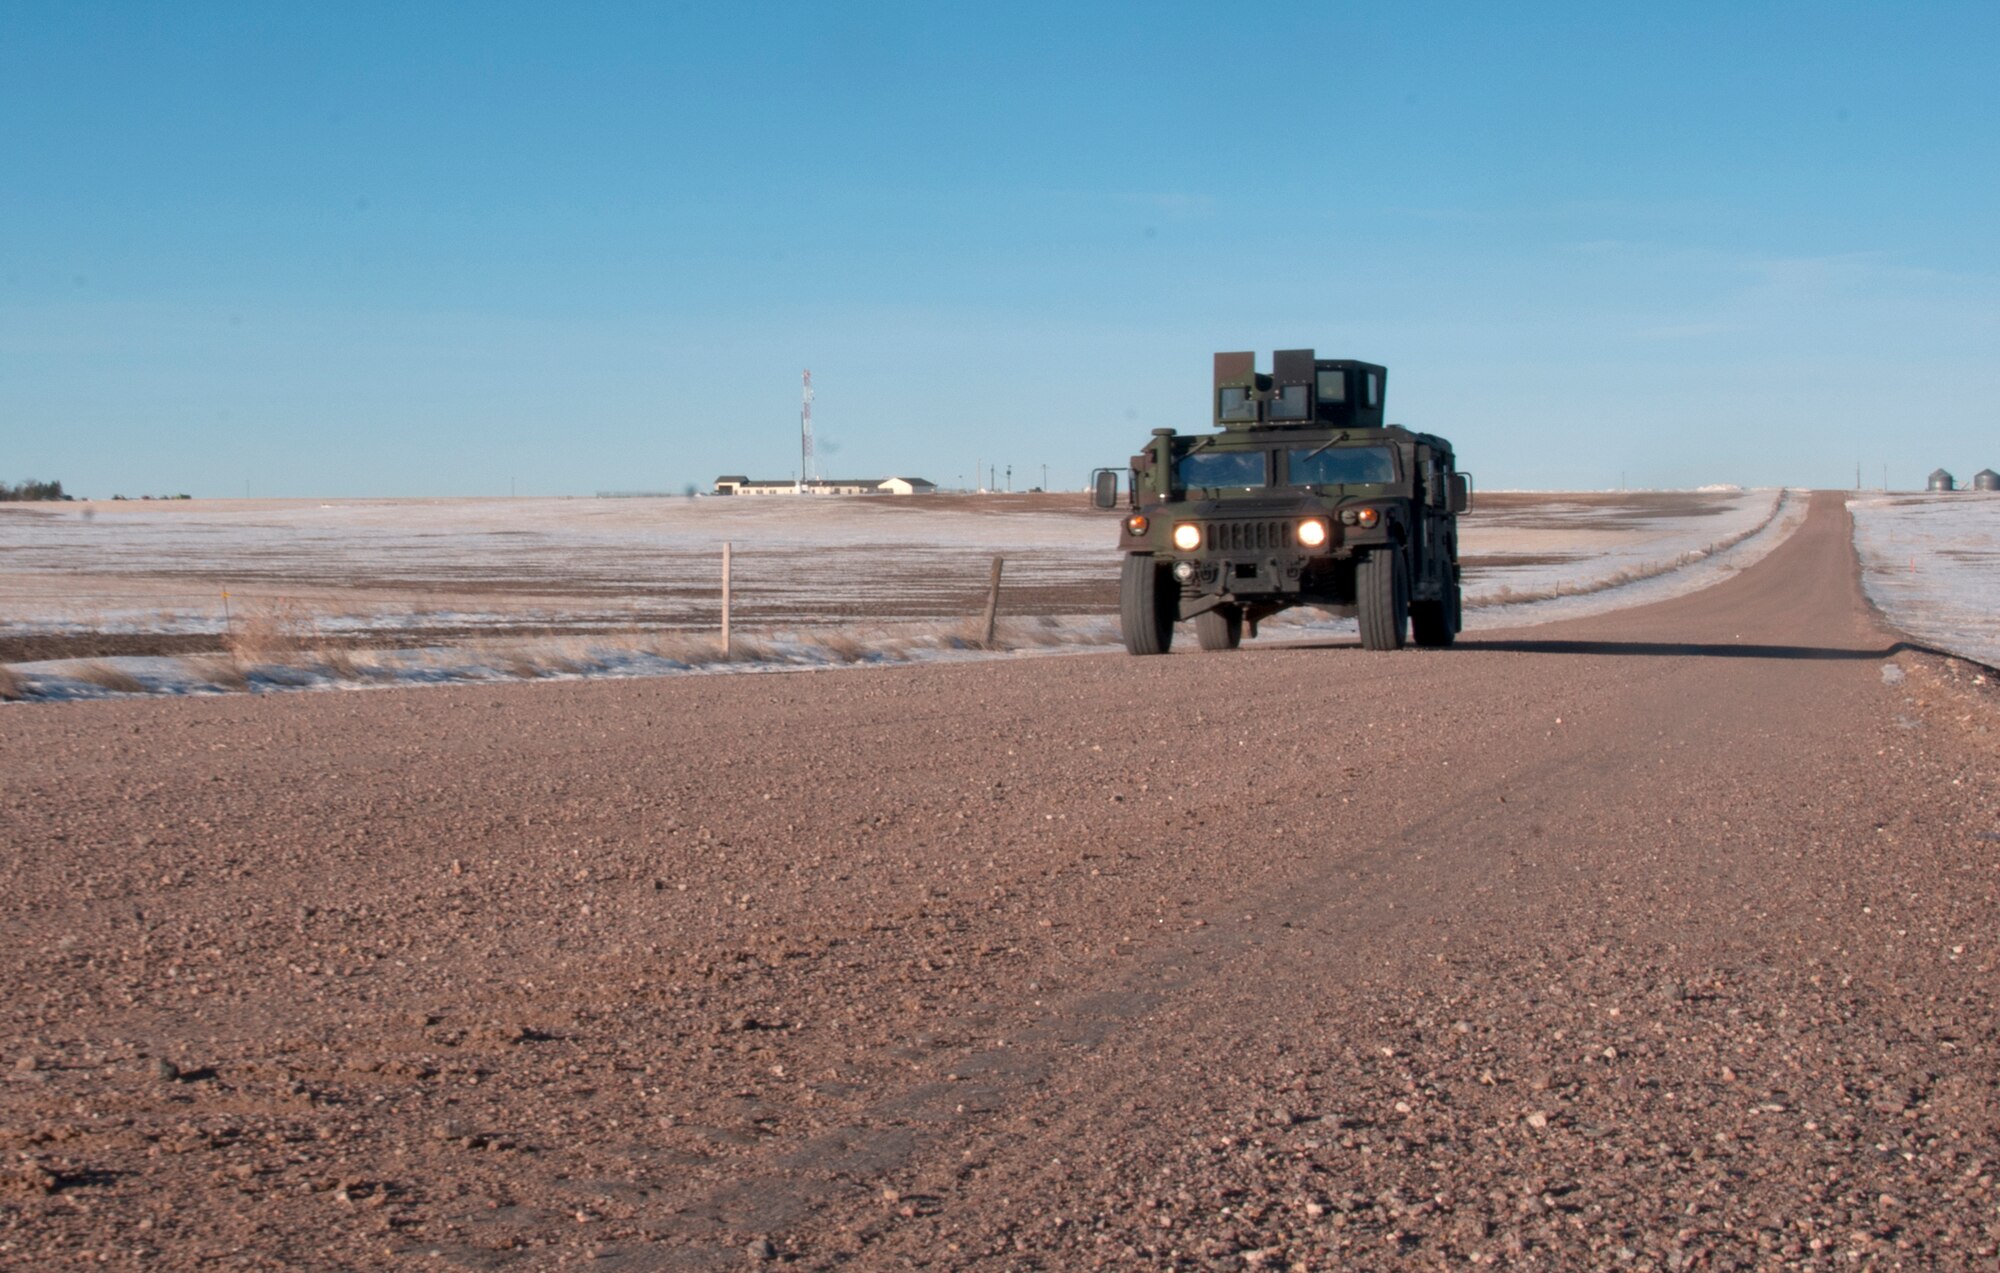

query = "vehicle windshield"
[
  {"left": 1176, "top": 448, "right": 1268, "bottom": 489},
  {"left": 1288, "top": 444, "right": 1395, "bottom": 486}
]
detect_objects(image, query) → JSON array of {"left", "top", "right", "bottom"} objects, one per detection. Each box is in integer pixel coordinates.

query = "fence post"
[
  {"left": 721, "top": 542, "right": 733, "bottom": 654},
  {"left": 981, "top": 556, "right": 1004, "bottom": 648}
]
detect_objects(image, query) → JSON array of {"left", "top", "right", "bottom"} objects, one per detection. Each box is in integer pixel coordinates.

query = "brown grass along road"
[{"left": 1, "top": 492, "right": 1995, "bottom": 1269}]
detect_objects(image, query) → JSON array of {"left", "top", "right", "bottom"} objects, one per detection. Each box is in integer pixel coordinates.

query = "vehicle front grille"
[{"left": 1204, "top": 519, "right": 1290, "bottom": 553}]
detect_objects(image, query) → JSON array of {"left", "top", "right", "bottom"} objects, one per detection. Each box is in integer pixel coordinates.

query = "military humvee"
[{"left": 1092, "top": 350, "right": 1468, "bottom": 655}]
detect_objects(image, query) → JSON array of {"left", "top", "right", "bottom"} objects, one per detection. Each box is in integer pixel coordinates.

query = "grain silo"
[
  {"left": 1927, "top": 468, "right": 1956, "bottom": 492},
  {"left": 1973, "top": 468, "right": 1999, "bottom": 492}
]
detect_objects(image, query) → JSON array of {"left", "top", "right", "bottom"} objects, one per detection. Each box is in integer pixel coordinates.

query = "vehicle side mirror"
[
  {"left": 1449, "top": 473, "right": 1470, "bottom": 514},
  {"left": 1091, "top": 468, "right": 1121, "bottom": 509}
]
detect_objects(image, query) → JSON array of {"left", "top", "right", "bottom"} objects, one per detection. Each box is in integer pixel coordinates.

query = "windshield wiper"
[
  {"left": 1298, "top": 430, "right": 1351, "bottom": 464},
  {"left": 1173, "top": 438, "right": 1216, "bottom": 499}
]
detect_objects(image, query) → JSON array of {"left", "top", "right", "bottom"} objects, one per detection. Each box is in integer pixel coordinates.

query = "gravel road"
[{"left": 3, "top": 492, "right": 1996, "bottom": 1270}]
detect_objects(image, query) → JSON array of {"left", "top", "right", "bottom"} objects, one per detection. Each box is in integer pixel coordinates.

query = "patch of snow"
[
  {"left": 1850, "top": 493, "right": 2000, "bottom": 669},
  {"left": 1462, "top": 489, "right": 1790, "bottom": 609},
  {"left": 3, "top": 619, "right": 1121, "bottom": 704}
]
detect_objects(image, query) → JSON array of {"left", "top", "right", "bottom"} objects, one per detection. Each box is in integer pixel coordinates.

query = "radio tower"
[{"left": 798, "top": 369, "right": 815, "bottom": 494}]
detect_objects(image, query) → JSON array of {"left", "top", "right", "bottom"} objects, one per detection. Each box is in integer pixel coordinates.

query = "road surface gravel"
[{"left": 2, "top": 492, "right": 1996, "bottom": 1270}]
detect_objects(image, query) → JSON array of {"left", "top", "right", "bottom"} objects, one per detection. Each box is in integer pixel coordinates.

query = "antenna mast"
[{"left": 799, "top": 369, "right": 815, "bottom": 494}]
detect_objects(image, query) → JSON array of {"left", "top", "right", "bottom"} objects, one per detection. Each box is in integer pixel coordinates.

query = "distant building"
[
  {"left": 713, "top": 476, "right": 936, "bottom": 496},
  {"left": 1973, "top": 468, "right": 1999, "bottom": 492},
  {"left": 1928, "top": 468, "right": 1956, "bottom": 492}
]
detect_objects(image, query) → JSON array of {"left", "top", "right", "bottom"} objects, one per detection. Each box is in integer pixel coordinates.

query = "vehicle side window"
[
  {"left": 1218, "top": 387, "right": 1258, "bottom": 423},
  {"left": 1269, "top": 384, "right": 1310, "bottom": 420}
]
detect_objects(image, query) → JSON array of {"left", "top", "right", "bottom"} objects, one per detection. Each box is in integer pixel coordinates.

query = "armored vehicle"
[{"left": 1092, "top": 350, "right": 1468, "bottom": 655}]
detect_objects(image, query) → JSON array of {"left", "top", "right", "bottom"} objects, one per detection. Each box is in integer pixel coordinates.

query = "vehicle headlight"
[
  {"left": 1172, "top": 523, "right": 1202, "bottom": 551},
  {"left": 1124, "top": 513, "right": 1149, "bottom": 535},
  {"left": 1356, "top": 507, "right": 1380, "bottom": 528},
  {"left": 1296, "top": 519, "right": 1328, "bottom": 548},
  {"left": 1172, "top": 560, "right": 1197, "bottom": 583}
]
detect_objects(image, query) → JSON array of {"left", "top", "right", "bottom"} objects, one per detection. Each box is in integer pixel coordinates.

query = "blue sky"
[{"left": 3, "top": 2, "right": 1996, "bottom": 496}]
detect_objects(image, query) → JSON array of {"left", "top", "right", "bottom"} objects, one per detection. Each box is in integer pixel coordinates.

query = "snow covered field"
[
  {"left": 1850, "top": 493, "right": 2000, "bottom": 669},
  {"left": 0, "top": 494, "right": 1115, "bottom": 638},
  {"left": 0, "top": 488, "right": 1798, "bottom": 701}
]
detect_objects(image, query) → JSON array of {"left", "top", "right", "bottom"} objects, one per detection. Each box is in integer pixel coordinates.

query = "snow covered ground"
[
  {"left": 0, "top": 488, "right": 1800, "bottom": 702},
  {"left": 0, "top": 494, "right": 1114, "bottom": 636},
  {"left": 1850, "top": 493, "right": 2000, "bottom": 669}
]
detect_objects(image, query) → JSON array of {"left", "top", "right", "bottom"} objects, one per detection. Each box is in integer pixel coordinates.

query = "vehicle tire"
[
  {"left": 1411, "top": 580, "right": 1458, "bottom": 648},
  {"left": 1356, "top": 549, "right": 1408, "bottom": 650},
  {"left": 1120, "top": 554, "right": 1177, "bottom": 655},
  {"left": 1195, "top": 604, "right": 1243, "bottom": 651}
]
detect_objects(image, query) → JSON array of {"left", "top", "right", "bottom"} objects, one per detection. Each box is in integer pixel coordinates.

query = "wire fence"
[{"left": 1, "top": 546, "right": 1120, "bottom": 664}]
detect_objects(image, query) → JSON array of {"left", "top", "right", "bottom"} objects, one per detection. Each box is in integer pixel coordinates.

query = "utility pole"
[
  {"left": 1005, "top": 465, "right": 1012, "bottom": 493},
  {"left": 799, "top": 370, "right": 814, "bottom": 495}
]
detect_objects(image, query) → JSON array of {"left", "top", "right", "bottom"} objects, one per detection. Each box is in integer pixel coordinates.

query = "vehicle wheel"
[
  {"left": 1411, "top": 579, "right": 1458, "bottom": 648},
  {"left": 1195, "top": 604, "right": 1243, "bottom": 651},
  {"left": 1356, "top": 549, "right": 1408, "bottom": 650},
  {"left": 1119, "top": 554, "right": 1177, "bottom": 655}
]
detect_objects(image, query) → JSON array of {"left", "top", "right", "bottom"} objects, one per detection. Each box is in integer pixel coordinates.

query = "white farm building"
[{"left": 713, "top": 476, "right": 937, "bottom": 496}]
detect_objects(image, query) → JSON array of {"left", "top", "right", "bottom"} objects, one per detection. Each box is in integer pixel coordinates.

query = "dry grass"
[
  {"left": 313, "top": 644, "right": 402, "bottom": 682},
  {"left": 951, "top": 615, "right": 999, "bottom": 650},
  {"left": 939, "top": 615, "right": 1079, "bottom": 652},
  {"left": 253, "top": 664, "right": 321, "bottom": 687},
  {"left": 19, "top": 605, "right": 1111, "bottom": 704},
  {"left": 225, "top": 598, "right": 320, "bottom": 663},
  {"left": 454, "top": 639, "right": 592, "bottom": 679},
  {"left": 636, "top": 632, "right": 735, "bottom": 666},
  {"left": 0, "top": 665, "right": 25, "bottom": 701},
  {"left": 179, "top": 654, "right": 249, "bottom": 692},
  {"left": 318, "top": 644, "right": 366, "bottom": 680},
  {"left": 814, "top": 630, "right": 869, "bottom": 663},
  {"left": 531, "top": 648, "right": 590, "bottom": 676},
  {"left": 71, "top": 661, "right": 147, "bottom": 694},
  {"left": 996, "top": 614, "right": 1095, "bottom": 648}
]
